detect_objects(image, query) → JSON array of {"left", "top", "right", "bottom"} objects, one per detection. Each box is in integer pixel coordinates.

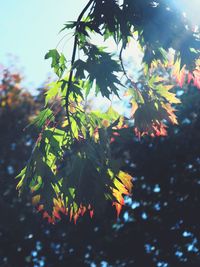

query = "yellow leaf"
[{"left": 118, "top": 171, "right": 133, "bottom": 193}]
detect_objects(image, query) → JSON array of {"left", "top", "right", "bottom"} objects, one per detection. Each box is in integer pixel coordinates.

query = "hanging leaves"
[
  {"left": 17, "top": 125, "right": 133, "bottom": 223},
  {"left": 73, "top": 44, "right": 122, "bottom": 98},
  {"left": 125, "top": 72, "right": 180, "bottom": 137},
  {"left": 16, "top": 0, "right": 200, "bottom": 223}
]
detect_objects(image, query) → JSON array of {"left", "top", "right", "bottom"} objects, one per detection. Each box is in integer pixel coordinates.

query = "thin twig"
[
  {"left": 65, "top": 0, "right": 94, "bottom": 138},
  {"left": 119, "top": 45, "right": 138, "bottom": 88},
  {"left": 56, "top": 31, "right": 73, "bottom": 49}
]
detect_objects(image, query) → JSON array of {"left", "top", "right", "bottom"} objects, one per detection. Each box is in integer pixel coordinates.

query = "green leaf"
[
  {"left": 155, "top": 84, "right": 181, "bottom": 104},
  {"left": 45, "top": 49, "right": 66, "bottom": 78},
  {"left": 31, "top": 108, "right": 55, "bottom": 129},
  {"left": 45, "top": 82, "right": 61, "bottom": 106}
]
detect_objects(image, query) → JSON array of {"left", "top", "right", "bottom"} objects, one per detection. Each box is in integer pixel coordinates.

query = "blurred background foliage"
[{"left": 1, "top": 66, "right": 200, "bottom": 267}]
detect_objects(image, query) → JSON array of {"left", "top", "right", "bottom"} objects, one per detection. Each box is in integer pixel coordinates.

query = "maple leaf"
[
  {"left": 133, "top": 101, "right": 178, "bottom": 138},
  {"left": 126, "top": 70, "right": 180, "bottom": 138},
  {"left": 172, "top": 59, "right": 186, "bottom": 88},
  {"left": 32, "top": 169, "right": 133, "bottom": 224},
  {"left": 187, "top": 60, "right": 200, "bottom": 89},
  {"left": 112, "top": 171, "right": 133, "bottom": 217},
  {"left": 17, "top": 128, "right": 133, "bottom": 224}
]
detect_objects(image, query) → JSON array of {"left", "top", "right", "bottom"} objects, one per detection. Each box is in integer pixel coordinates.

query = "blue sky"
[
  {"left": 0, "top": 0, "right": 199, "bottom": 93},
  {"left": 0, "top": 0, "right": 87, "bottom": 91}
]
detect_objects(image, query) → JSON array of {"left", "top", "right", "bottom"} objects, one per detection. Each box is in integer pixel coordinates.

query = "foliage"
[
  {"left": 1, "top": 67, "right": 200, "bottom": 266},
  {"left": 17, "top": 0, "right": 200, "bottom": 223}
]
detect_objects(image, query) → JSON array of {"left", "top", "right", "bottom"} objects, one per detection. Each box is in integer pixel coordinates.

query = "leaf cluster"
[{"left": 17, "top": 0, "right": 200, "bottom": 223}]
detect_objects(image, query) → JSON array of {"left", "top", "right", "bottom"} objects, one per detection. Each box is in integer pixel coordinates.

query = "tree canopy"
[{"left": 16, "top": 0, "right": 200, "bottom": 223}]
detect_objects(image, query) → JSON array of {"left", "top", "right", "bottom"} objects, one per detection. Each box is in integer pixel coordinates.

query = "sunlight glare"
[{"left": 174, "top": 0, "right": 200, "bottom": 27}]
